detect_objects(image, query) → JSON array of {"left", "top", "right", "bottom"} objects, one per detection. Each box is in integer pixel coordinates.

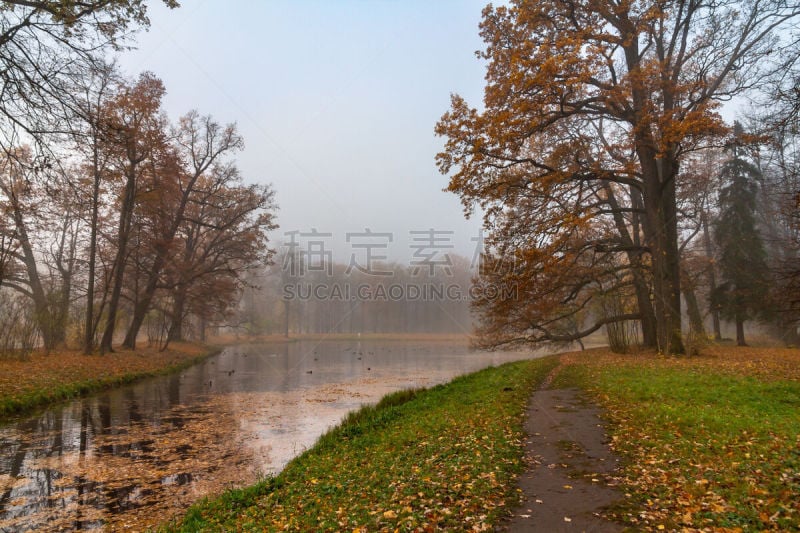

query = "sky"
[{"left": 117, "top": 1, "right": 491, "bottom": 265}]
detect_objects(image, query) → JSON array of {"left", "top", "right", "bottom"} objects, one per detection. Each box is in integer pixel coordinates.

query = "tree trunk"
[
  {"left": 199, "top": 315, "right": 207, "bottom": 342},
  {"left": 604, "top": 183, "right": 657, "bottom": 348},
  {"left": 735, "top": 316, "right": 746, "bottom": 346},
  {"left": 681, "top": 266, "right": 706, "bottom": 338},
  {"left": 642, "top": 158, "right": 685, "bottom": 354},
  {"left": 122, "top": 257, "right": 163, "bottom": 349},
  {"left": 167, "top": 287, "right": 186, "bottom": 342},
  {"left": 624, "top": 34, "right": 683, "bottom": 354},
  {"left": 633, "top": 266, "right": 658, "bottom": 348},
  {"left": 52, "top": 274, "right": 71, "bottom": 347},
  {"left": 52, "top": 215, "right": 78, "bottom": 349},
  {"left": 7, "top": 190, "right": 56, "bottom": 350},
  {"left": 702, "top": 213, "right": 722, "bottom": 340},
  {"left": 683, "top": 283, "right": 706, "bottom": 337},
  {"left": 100, "top": 172, "right": 136, "bottom": 354},
  {"left": 84, "top": 148, "right": 101, "bottom": 354}
]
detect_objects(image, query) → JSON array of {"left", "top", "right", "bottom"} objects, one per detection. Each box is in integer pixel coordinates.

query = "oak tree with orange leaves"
[{"left": 437, "top": 0, "right": 799, "bottom": 353}]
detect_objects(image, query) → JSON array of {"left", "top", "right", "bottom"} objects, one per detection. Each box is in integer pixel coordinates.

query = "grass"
[
  {"left": 555, "top": 346, "right": 800, "bottom": 531},
  {"left": 0, "top": 342, "right": 218, "bottom": 421},
  {"left": 9, "top": 335, "right": 795, "bottom": 531},
  {"left": 161, "top": 356, "right": 560, "bottom": 532}
]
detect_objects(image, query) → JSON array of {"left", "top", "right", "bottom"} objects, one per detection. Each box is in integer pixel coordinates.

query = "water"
[{"left": 0, "top": 340, "right": 541, "bottom": 531}]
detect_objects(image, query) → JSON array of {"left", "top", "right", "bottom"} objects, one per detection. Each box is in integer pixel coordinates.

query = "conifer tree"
[{"left": 712, "top": 124, "right": 771, "bottom": 346}]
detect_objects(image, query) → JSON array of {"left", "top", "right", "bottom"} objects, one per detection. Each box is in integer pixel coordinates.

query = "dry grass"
[{"left": 561, "top": 343, "right": 800, "bottom": 382}]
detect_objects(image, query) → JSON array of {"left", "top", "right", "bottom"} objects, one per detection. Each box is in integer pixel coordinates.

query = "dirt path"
[{"left": 502, "top": 366, "right": 624, "bottom": 532}]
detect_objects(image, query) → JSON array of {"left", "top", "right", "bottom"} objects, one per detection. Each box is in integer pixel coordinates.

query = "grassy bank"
[
  {"left": 556, "top": 346, "right": 800, "bottom": 531},
  {"left": 163, "top": 356, "right": 559, "bottom": 532},
  {"left": 0, "top": 342, "right": 219, "bottom": 421}
]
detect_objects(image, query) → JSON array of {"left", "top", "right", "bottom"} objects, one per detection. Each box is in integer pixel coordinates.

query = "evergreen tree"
[{"left": 712, "top": 125, "right": 771, "bottom": 346}]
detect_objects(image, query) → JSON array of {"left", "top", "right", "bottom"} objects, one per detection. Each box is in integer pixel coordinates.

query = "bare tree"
[{"left": 0, "top": 0, "right": 177, "bottom": 153}]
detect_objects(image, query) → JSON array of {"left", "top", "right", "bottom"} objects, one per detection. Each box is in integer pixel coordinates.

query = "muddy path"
[{"left": 504, "top": 380, "right": 624, "bottom": 532}]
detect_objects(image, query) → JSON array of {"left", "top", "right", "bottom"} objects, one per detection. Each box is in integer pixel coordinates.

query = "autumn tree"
[
  {"left": 0, "top": 0, "right": 179, "bottom": 353},
  {"left": 66, "top": 62, "right": 119, "bottom": 354},
  {"left": 98, "top": 72, "right": 169, "bottom": 354},
  {"left": 437, "top": 0, "right": 799, "bottom": 352},
  {"left": 752, "top": 74, "right": 800, "bottom": 342},
  {"left": 0, "top": 148, "right": 82, "bottom": 349},
  {"left": 163, "top": 177, "right": 276, "bottom": 345},
  {"left": 0, "top": 149, "right": 57, "bottom": 346},
  {"left": 121, "top": 111, "right": 245, "bottom": 349}
]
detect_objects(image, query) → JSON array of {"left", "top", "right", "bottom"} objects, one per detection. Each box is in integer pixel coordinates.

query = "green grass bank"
[
  {"left": 556, "top": 347, "right": 800, "bottom": 531},
  {"left": 162, "top": 356, "right": 560, "bottom": 532}
]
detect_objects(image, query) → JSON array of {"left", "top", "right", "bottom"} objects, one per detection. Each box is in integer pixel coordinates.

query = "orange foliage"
[
  {"left": 0, "top": 343, "right": 208, "bottom": 418},
  {"left": 436, "top": 0, "right": 796, "bottom": 352}
]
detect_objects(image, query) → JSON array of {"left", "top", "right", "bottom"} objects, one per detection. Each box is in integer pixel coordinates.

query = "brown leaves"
[
  {"left": 561, "top": 346, "right": 800, "bottom": 530},
  {"left": 0, "top": 343, "right": 207, "bottom": 417}
]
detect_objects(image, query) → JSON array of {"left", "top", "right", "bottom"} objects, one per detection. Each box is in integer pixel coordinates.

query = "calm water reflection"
[{"left": 0, "top": 340, "right": 541, "bottom": 531}]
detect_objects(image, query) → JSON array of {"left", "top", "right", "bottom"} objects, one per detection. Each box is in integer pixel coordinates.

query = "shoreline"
[
  {"left": 0, "top": 333, "right": 473, "bottom": 424},
  {"left": 161, "top": 356, "right": 559, "bottom": 532},
  {"left": 161, "top": 344, "right": 800, "bottom": 531},
  {"left": 0, "top": 343, "right": 221, "bottom": 422}
]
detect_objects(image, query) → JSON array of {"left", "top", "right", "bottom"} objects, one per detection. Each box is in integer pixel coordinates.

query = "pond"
[{"left": 0, "top": 340, "right": 543, "bottom": 531}]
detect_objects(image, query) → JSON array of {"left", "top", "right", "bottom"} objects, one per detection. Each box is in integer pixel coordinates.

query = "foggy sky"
[{"left": 117, "top": 1, "right": 490, "bottom": 264}]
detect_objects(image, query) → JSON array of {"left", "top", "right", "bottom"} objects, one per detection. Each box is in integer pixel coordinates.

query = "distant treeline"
[{"left": 234, "top": 255, "right": 475, "bottom": 336}]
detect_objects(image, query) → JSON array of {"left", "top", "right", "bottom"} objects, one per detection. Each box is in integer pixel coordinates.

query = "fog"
[{"left": 117, "top": 1, "right": 491, "bottom": 262}]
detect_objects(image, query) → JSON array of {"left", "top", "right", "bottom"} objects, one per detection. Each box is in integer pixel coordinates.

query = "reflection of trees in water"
[
  {"left": 0, "top": 374, "right": 252, "bottom": 532},
  {"left": 1, "top": 341, "right": 510, "bottom": 531}
]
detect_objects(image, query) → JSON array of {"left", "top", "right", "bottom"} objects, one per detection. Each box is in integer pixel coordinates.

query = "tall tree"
[
  {"left": 164, "top": 179, "right": 276, "bottom": 344},
  {"left": 712, "top": 126, "right": 771, "bottom": 346},
  {"left": 98, "top": 72, "right": 168, "bottom": 353},
  {"left": 0, "top": 148, "right": 79, "bottom": 349},
  {"left": 66, "top": 61, "right": 119, "bottom": 354},
  {"left": 759, "top": 60, "right": 800, "bottom": 341},
  {"left": 121, "top": 111, "right": 244, "bottom": 349},
  {"left": 437, "top": 0, "right": 799, "bottom": 353}
]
